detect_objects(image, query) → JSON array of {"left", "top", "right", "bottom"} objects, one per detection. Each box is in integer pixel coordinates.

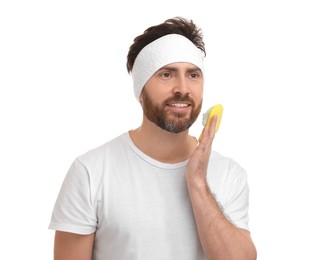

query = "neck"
[{"left": 129, "top": 118, "right": 197, "bottom": 163}]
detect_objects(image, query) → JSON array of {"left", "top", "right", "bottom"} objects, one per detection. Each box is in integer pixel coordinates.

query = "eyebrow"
[{"left": 157, "top": 65, "right": 201, "bottom": 73}]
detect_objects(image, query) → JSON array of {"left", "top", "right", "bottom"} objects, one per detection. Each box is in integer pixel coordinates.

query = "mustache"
[{"left": 163, "top": 93, "right": 195, "bottom": 105}]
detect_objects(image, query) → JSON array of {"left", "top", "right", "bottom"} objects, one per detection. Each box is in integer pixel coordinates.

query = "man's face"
[{"left": 140, "top": 62, "right": 203, "bottom": 133}]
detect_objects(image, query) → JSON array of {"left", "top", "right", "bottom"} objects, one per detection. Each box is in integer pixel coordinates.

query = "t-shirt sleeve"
[
  {"left": 221, "top": 164, "right": 250, "bottom": 231},
  {"left": 48, "top": 159, "right": 97, "bottom": 235}
]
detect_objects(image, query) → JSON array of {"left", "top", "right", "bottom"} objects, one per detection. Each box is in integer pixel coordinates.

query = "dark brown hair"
[{"left": 126, "top": 16, "right": 206, "bottom": 73}]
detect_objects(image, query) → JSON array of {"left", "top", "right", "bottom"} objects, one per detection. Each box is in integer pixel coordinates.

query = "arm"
[
  {"left": 186, "top": 116, "right": 257, "bottom": 260},
  {"left": 54, "top": 231, "right": 95, "bottom": 260}
]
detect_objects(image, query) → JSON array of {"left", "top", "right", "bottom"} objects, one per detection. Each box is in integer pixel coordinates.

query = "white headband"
[{"left": 131, "top": 34, "right": 204, "bottom": 100}]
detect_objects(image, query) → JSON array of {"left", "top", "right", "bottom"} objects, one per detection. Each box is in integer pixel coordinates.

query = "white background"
[{"left": 1, "top": 0, "right": 314, "bottom": 259}]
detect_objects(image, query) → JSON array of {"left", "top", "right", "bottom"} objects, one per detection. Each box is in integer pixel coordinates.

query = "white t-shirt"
[{"left": 49, "top": 132, "right": 250, "bottom": 260}]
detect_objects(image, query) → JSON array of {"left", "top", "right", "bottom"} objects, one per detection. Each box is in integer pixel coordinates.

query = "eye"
[
  {"left": 160, "top": 72, "right": 172, "bottom": 78},
  {"left": 190, "top": 72, "right": 200, "bottom": 79}
]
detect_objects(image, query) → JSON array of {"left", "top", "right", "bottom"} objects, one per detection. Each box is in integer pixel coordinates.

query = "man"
[{"left": 49, "top": 17, "right": 257, "bottom": 259}]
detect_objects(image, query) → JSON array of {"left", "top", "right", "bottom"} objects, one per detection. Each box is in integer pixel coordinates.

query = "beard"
[{"left": 141, "top": 89, "right": 202, "bottom": 133}]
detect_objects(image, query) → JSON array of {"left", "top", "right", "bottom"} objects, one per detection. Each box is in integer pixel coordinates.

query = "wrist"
[{"left": 185, "top": 173, "right": 208, "bottom": 190}]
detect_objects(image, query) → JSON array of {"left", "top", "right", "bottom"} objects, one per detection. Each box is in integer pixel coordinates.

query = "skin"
[
  {"left": 53, "top": 62, "right": 257, "bottom": 259},
  {"left": 54, "top": 231, "right": 94, "bottom": 260},
  {"left": 131, "top": 62, "right": 203, "bottom": 163},
  {"left": 186, "top": 118, "right": 257, "bottom": 260}
]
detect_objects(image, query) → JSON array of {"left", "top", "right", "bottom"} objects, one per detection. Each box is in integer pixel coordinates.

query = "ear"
[{"left": 139, "top": 93, "right": 143, "bottom": 105}]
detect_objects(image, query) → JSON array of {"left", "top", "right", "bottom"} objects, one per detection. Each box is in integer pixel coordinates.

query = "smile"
[{"left": 167, "top": 103, "right": 190, "bottom": 107}]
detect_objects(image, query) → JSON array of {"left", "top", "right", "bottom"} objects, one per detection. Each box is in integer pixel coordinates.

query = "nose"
[{"left": 172, "top": 74, "right": 190, "bottom": 96}]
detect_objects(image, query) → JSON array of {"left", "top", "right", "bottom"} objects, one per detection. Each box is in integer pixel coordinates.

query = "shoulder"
[
  {"left": 67, "top": 133, "right": 129, "bottom": 184},
  {"left": 61, "top": 133, "right": 130, "bottom": 199},
  {"left": 210, "top": 151, "right": 246, "bottom": 173},
  {"left": 207, "top": 151, "right": 248, "bottom": 190},
  {"left": 76, "top": 132, "right": 128, "bottom": 166}
]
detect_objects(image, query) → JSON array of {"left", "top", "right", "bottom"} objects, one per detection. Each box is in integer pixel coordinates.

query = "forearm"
[{"left": 186, "top": 179, "right": 257, "bottom": 260}]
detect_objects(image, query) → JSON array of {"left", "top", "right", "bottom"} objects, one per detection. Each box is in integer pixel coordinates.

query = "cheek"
[
  {"left": 197, "top": 88, "right": 203, "bottom": 97},
  {"left": 193, "top": 84, "right": 203, "bottom": 99},
  {"left": 143, "top": 81, "right": 164, "bottom": 98},
  {"left": 141, "top": 87, "right": 163, "bottom": 109},
  {"left": 145, "top": 90, "right": 169, "bottom": 106}
]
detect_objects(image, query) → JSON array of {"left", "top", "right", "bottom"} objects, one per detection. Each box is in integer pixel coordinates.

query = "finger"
[
  {"left": 209, "top": 114, "right": 218, "bottom": 140},
  {"left": 200, "top": 115, "right": 217, "bottom": 144}
]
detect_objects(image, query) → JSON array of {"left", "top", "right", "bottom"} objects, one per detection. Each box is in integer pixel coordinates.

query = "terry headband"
[{"left": 131, "top": 34, "right": 204, "bottom": 100}]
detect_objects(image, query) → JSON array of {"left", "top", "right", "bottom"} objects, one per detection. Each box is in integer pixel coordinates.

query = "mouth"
[
  {"left": 165, "top": 102, "right": 192, "bottom": 114},
  {"left": 166, "top": 102, "right": 191, "bottom": 108}
]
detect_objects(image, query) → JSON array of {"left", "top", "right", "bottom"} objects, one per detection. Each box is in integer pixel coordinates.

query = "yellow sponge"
[{"left": 199, "top": 104, "right": 223, "bottom": 141}]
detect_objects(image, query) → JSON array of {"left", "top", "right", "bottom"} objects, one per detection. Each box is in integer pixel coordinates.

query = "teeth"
[{"left": 169, "top": 103, "right": 189, "bottom": 107}]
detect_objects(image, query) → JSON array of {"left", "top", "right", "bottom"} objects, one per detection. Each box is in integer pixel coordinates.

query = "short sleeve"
[
  {"left": 48, "top": 159, "right": 97, "bottom": 234},
  {"left": 221, "top": 165, "right": 250, "bottom": 231}
]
